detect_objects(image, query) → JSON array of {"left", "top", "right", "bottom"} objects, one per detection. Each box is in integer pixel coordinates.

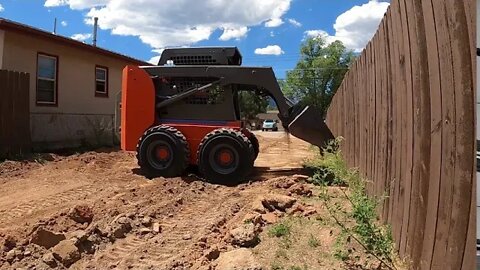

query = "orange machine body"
[{"left": 121, "top": 65, "right": 245, "bottom": 165}]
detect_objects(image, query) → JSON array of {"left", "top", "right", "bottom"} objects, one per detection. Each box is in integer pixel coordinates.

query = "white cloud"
[
  {"left": 71, "top": 33, "right": 92, "bottom": 41},
  {"left": 270, "top": 31, "right": 275, "bottom": 37},
  {"left": 44, "top": 0, "right": 292, "bottom": 49},
  {"left": 219, "top": 26, "right": 248, "bottom": 41},
  {"left": 305, "top": 0, "right": 389, "bottom": 52},
  {"left": 61, "top": 20, "right": 68, "bottom": 27},
  {"left": 254, "top": 45, "right": 284, "bottom": 55},
  {"left": 148, "top": 55, "right": 160, "bottom": 65},
  {"left": 265, "top": 18, "right": 283, "bottom": 28},
  {"left": 288, "top": 18, "right": 301, "bottom": 27},
  {"left": 0, "top": 4, "right": 4, "bottom": 12}
]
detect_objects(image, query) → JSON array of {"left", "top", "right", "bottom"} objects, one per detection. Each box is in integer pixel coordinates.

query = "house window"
[
  {"left": 36, "top": 54, "right": 58, "bottom": 105},
  {"left": 95, "top": 66, "right": 108, "bottom": 97}
]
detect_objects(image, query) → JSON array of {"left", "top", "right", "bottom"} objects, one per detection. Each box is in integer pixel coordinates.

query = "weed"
[
  {"left": 268, "top": 223, "right": 291, "bottom": 238},
  {"left": 271, "top": 262, "right": 284, "bottom": 270},
  {"left": 307, "top": 234, "right": 320, "bottom": 248},
  {"left": 306, "top": 138, "right": 398, "bottom": 270}
]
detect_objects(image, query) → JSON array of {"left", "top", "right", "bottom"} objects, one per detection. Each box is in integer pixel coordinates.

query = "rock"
[
  {"left": 30, "top": 227, "right": 66, "bottom": 249},
  {"left": 67, "top": 230, "right": 88, "bottom": 245},
  {"left": 303, "top": 206, "right": 317, "bottom": 217},
  {"left": 261, "top": 213, "right": 279, "bottom": 224},
  {"left": 23, "top": 250, "right": 31, "bottom": 257},
  {"left": 109, "top": 217, "right": 132, "bottom": 239},
  {"left": 2, "top": 235, "right": 17, "bottom": 252},
  {"left": 42, "top": 252, "right": 57, "bottom": 268},
  {"left": 288, "top": 183, "right": 313, "bottom": 197},
  {"left": 261, "top": 194, "right": 297, "bottom": 212},
  {"left": 272, "top": 177, "right": 297, "bottom": 189},
  {"left": 68, "top": 205, "right": 94, "bottom": 224},
  {"left": 292, "top": 174, "right": 310, "bottom": 181},
  {"left": 52, "top": 240, "right": 81, "bottom": 267},
  {"left": 230, "top": 223, "right": 259, "bottom": 247},
  {"left": 6, "top": 249, "right": 18, "bottom": 263},
  {"left": 251, "top": 199, "right": 266, "bottom": 214},
  {"left": 204, "top": 245, "right": 220, "bottom": 260},
  {"left": 182, "top": 234, "right": 192, "bottom": 240},
  {"left": 215, "top": 248, "right": 263, "bottom": 270},
  {"left": 287, "top": 203, "right": 305, "bottom": 215},
  {"left": 139, "top": 228, "right": 152, "bottom": 235},
  {"left": 152, "top": 223, "right": 161, "bottom": 233},
  {"left": 242, "top": 213, "right": 262, "bottom": 225},
  {"left": 142, "top": 217, "right": 152, "bottom": 227}
]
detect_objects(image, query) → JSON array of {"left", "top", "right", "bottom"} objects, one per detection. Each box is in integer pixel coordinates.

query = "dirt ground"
[{"left": 0, "top": 132, "right": 381, "bottom": 270}]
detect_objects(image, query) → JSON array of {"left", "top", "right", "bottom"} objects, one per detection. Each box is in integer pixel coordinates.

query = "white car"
[{"left": 262, "top": 119, "right": 278, "bottom": 131}]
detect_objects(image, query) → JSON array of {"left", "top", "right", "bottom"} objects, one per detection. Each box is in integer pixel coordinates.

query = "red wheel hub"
[
  {"left": 156, "top": 146, "right": 170, "bottom": 161},
  {"left": 218, "top": 150, "right": 233, "bottom": 165}
]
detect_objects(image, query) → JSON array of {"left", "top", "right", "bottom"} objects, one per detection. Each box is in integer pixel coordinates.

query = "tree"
[
  {"left": 238, "top": 91, "right": 268, "bottom": 120},
  {"left": 282, "top": 36, "right": 355, "bottom": 118}
]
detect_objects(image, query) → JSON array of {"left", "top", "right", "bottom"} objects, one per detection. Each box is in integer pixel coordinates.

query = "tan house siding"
[{"left": 2, "top": 30, "right": 138, "bottom": 149}]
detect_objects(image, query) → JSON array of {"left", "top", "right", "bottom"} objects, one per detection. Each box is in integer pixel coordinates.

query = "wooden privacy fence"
[
  {"left": 0, "top": 70, "right": 31, "bottom": 158},
  {"left": 325, "top": 0, "right": 475, "bottom": 269}
]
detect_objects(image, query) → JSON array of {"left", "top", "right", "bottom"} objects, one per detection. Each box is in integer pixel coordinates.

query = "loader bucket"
[{"left": 287, "top": 106, "right": 334, "bottom": 149}]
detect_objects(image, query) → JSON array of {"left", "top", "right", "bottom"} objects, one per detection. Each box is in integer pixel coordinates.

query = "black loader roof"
[{"left": 158, "top": 47, "right": 242, "bottom": 66}]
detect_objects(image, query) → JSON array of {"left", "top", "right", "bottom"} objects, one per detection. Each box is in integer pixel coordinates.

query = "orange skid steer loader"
[{"left": 121, "top": 47, "right": 333, "bottom": 184}]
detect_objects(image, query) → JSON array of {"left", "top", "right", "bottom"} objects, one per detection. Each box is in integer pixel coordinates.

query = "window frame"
[
  {"left": 36, "top": 52, "right": 59, "bottom": 106},
  {"left": 95, "top": 65, "right": 109, "bottom": 98}
]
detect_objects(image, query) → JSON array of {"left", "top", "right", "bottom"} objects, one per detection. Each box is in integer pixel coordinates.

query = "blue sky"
[{"left": 0, "top": 0, "right": 389, "bottom": 79}]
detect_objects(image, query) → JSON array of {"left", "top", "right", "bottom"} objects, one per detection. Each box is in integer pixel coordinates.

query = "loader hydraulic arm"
[{"left": 142, "top": 65, "right": 334, "bottom": 148}]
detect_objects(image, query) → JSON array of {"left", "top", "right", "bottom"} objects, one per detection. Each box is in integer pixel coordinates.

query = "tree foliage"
[
  {"left": 282, "top": 36, "right": 355, "bottom": 118},
  {"left": 238, "top": 91, "right": 268, "bottom": 120}
]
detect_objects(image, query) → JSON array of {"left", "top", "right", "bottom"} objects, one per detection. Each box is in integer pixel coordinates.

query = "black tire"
[
  {"left": 136, "top": 125, "right": 189, "bottom": 178},
  {"left": 197, "top": 128, "right": 254, "bottom": 185},
  {"left": 273, "top": 127, "right": 278, "bottom": 132},
  {"left": 249, "top": 132, "right": 260, "bottom": 161}
]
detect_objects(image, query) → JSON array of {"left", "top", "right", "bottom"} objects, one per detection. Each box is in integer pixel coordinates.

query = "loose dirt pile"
[{"left": 0, "top": 132, "right": 381, "bottom": 270}]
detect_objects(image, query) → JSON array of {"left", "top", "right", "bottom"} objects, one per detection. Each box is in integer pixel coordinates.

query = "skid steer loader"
[{"left": 121, "top": 47, "right": 333, "bottom": 184}]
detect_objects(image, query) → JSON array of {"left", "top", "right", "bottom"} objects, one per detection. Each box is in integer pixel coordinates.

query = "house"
[{"left": 0, "top": 18, "right": 149, "bottom": 150}]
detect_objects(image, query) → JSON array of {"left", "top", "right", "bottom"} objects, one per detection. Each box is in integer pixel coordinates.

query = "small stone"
[
  {"left": 2, "top": 235, "right": 17, "bottom": 252},
  {"left": 141, "top": 217, "right": 152, "bottom": 226},
  {"left": 242, "top": 213, "right": 262, "bottom": 225},
  {"left": 68, "top": 205, "right": 94, "bottom": 224},
  {"left": 42, "top": 252, "right": 57, "bottom": 268},
  {"left": 261, "top": 212, "right": 279, "bottom": 224},
  {"left": 109, "top": 217, "right": 132, "bottom": 239},
  {"left": 152, "top": 223, "right": 161, "bottom": 233},
  {"left": 261, "top": 194, "right": 296, "bottom": 212},
  {"left": 204, "top": 245, "right": 220, "bottom": 260},
  {"left": 182, "top": 234, "right": 192, "bottom": 240},
  {"left": 139, "top": 228, "right": 152, "bottom": 235},
  {"left": 52, "top": 240, "right": 81, "bottom": 267},
  {"left": 292, "top": 174, "right": 310, "bottom": 181},
  {"left": 287, "top": 203, "right": 305, "bottom": 215},
  {"left": 215, "top": 248, "right": 263, "bottom": 270},
  {"left": 251, "top": 199, "right": 266, "bottom": 214},
  {"left": 230, "top": 223, "right": 259, "bottom": 247},
  {"left": 23, "top": 250, "right": 31, "bottom": 257},
  {"left": 288, "top": 183, "right": 313, "bottom": 197},
  {"left": 6, "top": 249, "right": 17, "bottom": 263},
  {"left": 30, "top": 227, "right": 66, "bottom": 249},
  {"left": 303, "top": 206, "right": 317, "bottom": 217}
]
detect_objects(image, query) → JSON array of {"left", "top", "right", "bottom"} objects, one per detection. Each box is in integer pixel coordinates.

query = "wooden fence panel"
[
  {"left": 0, "top": 70, "right": 31, "bottom": 158},
  {"left": 325, "top": 0, "right": 475, "bottom": 269}
]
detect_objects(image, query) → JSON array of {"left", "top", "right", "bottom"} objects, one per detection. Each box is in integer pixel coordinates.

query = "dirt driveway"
[{"left": 0, "top": 132, "right": 333, "bottom": 269}]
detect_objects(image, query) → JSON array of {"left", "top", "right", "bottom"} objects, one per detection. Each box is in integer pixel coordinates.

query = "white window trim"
[
  {"left": 95, "top": 67, "right": 108, "bottom": 94},
  {"left": 37, "top": 54, "right": 57, "bottom": 105}
]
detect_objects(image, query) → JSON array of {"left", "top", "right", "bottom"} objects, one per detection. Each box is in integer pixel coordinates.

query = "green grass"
[
  {"left": 307, "top": 234, "right": 320, "bottom": 248},
  {"left": 268, "top": 223, "right": 291, "bottom": 238}
]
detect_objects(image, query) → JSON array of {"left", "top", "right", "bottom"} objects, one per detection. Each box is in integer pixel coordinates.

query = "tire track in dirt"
[
  {"left": 0, "top": 184, "right": 97, "bottom": 224},
  {"left": 94, "top": 190, "right": 243, "bottom": 269}
]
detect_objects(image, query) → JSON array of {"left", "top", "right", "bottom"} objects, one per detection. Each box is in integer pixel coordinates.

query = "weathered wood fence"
[
  {"left": 0, "top": 70, "right": 31, "bottom": 158},
  {"left": 325, "top": 0, "right": 475, "bottom": 269}
]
